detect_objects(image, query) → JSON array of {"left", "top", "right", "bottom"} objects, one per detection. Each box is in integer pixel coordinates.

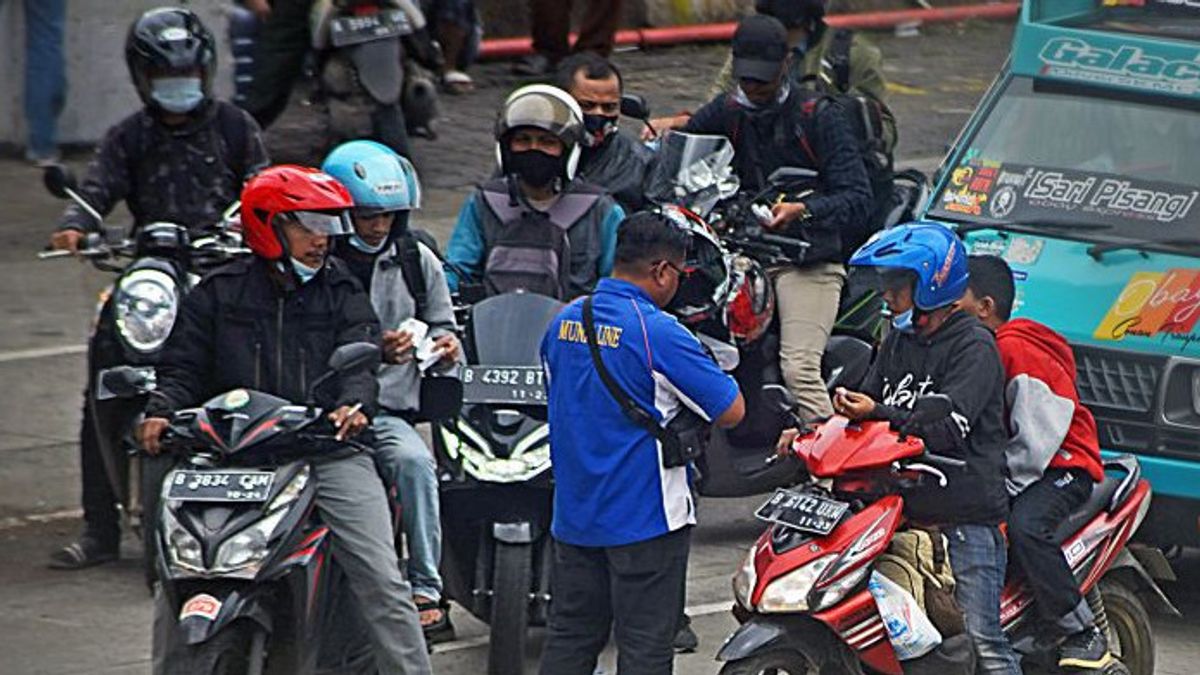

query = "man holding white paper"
[{"left": 324, "top": 140, "right": 462, "bottom": 641}]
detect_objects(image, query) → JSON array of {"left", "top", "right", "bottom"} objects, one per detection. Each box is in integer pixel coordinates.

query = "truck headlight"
[
  {"left": 757, "top": 554, "right": 836, "bottom": 613},
  {"left": 1162, "top": 362, "right": 1200, "bottom": 428},
  {"left": 114, "top": 269, "right": 178, "bottom": 353}
]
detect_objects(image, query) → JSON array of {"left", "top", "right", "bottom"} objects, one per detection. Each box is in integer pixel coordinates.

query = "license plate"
[
  {"left": 166, "top": 470, "right": 275, "bottom": 503},
  {"left": 754, "top": 488, "right": 848, "bottom": 536},
  {"left": 329, "top": 10, "right": 412, "bottom": 47},
  {"left": 461, "top": 365, "right": 547, "bottom": 405}
]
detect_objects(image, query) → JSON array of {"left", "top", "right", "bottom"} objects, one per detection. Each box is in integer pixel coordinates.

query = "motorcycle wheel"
[
  {"left": 171, "top": 621, "right": 258, "bottom": 675},
  {"left": 718, "top": 650, "right": 815, "bottom": 674},
  {"left": 488, "top": 541, "right": 532, "bottom": 675},
  {"left": 1100, "top": 579, "right": 1154, "bottom": 675}
]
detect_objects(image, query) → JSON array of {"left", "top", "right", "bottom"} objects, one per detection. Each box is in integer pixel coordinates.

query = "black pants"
[
  {"left": 79, "top": 401, "right": 120, "bottom": 543},
  {"left": 539, "top": 527, "right": 690, "bottom": 675},
  {"left": 244, "top": 0, "right": 314, "bottom": 129},
  {"left": 1008, "top": 468, "right": 1095, "bottom": 632}
]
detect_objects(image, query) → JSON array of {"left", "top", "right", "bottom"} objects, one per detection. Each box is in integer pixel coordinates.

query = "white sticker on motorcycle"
[{"left": 180, "top": 593, "right": 222, "bottom": 622}]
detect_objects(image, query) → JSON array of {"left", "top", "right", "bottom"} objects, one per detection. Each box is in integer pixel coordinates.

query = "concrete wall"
[{"left": 0, "top": 0, "right": 234, "bottom": 152}]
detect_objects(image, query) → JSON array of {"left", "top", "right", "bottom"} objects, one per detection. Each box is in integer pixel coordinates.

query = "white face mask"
[
  {"left": 290, "top": 257, "right": 321, "bottom": 284},
  {"left": 348, "top": 233, "right": 387, "bottom": 254},
  {"left": 150, "top": 76, "right": 204, "bottom": 114}
]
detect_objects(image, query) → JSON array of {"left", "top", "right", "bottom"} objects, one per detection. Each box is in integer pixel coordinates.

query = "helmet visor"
[
  {"left": 283, "top": 210, "right": 353, "bottom": 236},
  {"left": 500, "top": 94, "right": 579, "bottom": 141}
]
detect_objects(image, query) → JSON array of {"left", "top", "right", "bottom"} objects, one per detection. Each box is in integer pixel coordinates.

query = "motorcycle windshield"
[
  {"left": 644, "top": 132, "right": 739, "bottom": 217},
  {"left": 470, "top": 292, "right": 565, "bottom": 366}
]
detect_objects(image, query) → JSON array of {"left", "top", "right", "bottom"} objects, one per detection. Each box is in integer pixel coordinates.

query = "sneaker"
[
  {"left": 25, "top": 148, "right": 62, "bottom": 169},
  {"left": 512, "top": 53, "right": 553, "bottom": 76},
  {"left": 673, "top": 614, "right": 699, "bottom": 654},
  {"left": 1058, "top": 627, "right": 1114, "bottom": 670}
]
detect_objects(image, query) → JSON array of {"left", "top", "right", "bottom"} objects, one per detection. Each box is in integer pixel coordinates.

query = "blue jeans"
[
  {"left": 371, "top": 414, "right": 444, "bottom": 602},
  {"left": 13, "top": 0, "right": 66, "bottom": 156},
  {"left": 946, "top": 524, "right": 1022, "bottom": 675}
]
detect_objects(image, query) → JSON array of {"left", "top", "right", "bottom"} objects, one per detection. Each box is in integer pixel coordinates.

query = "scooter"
[
  {"left": 153, "top": 343, "right": 382, "bottom": 674},
  {"left": 718, "top": 394, "right": 1178, "bottom": 675},
  {"left": 39, "top": 165, "right": 246, "bottom": 583},
  {"left": 310, "top": 0, "right": 441, "bottom": 156},
  {"left": 432, "top": 289, "right": 563, "bottom": 675}
]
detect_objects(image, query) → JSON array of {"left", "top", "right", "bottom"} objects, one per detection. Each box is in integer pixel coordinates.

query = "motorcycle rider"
[
  {"left": 323, "top": 139, "right": 462, "bottom": 642},
  {"left": 829, "top": 222, "right": 1020, "bottom": 674},
  {"left": 959, "top": 255, "right": 1112, "bottom": 671},
  {"left": 681, "top": 14, "right": 872, "bottom": 423},
  {"left": 444, "top": 84, "right": 625, "bottom": 299},
  {"left": 554, "top": 52, "right": 654, "bottom": 213},
  {"left": 138, "top": 164, "right": 433, "bottom": 675},
  {"left": 46, "top": 7, "right": 268, "bottom": 570}
]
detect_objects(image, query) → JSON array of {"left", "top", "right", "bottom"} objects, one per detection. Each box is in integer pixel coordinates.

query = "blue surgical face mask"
[
  {"left": 150, "top": 76, "right": 204, "bottom": 114},
  {"left": 891, "top": 307, "right": 915, "bottom": 334},
  {"left": 348, "top": 233, "right": 387, "bottom": 254},
  {"left": 290, "top": 257, "right": 321, "bottom": 284}
]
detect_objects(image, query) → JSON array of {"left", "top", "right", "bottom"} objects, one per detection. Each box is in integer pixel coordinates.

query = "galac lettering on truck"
[{"left": 922, "top": 0, "right": 1200, "bottom": 548}]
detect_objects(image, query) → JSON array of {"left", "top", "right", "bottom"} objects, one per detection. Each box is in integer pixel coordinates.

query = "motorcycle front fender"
[
  {"left": 349, "top": 38, "right": 403, "bottom": 104},
  {"left": 174, "top": 587, "right": 274, "bottom": 646},
  {"left": 716, "top": 613, "right": 839, "bottom": 665}
]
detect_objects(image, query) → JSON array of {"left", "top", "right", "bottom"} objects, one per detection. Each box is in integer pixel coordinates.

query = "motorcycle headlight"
[
  {"left": 757, "top": 554, "right": 836, "bottom": 614},
  {"left": 732, "top": 545, "right": 758, "bottom": 610},
  {"left": 162, "top": 507, "right": 204, "bottom": 573},
  {"left": 213, "top": 507, "right": 289, "bottom": 576},
  {"left": 114, "top": 269, "right": 179, "bottom": 353}
]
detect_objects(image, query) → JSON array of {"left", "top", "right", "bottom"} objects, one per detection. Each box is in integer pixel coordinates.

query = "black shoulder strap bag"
[{"left": 581, "top": 295, "right": 709, "bottom": 469}]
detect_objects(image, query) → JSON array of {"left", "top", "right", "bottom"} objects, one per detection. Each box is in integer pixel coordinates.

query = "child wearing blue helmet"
[
  {"left": 833, "top": 221, "right": 1020, "bottom": 674},
  {"left": 323, "top": 139, "right": 460, "bottom": 641}
]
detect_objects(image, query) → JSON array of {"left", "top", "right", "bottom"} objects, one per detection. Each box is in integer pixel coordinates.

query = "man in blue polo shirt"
[{"left": 539, "top": 211, "right": 745, "bottom": 674}]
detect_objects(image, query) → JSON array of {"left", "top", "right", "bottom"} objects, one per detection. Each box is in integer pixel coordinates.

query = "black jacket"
[
  {"left": 59, "top": 100, "right": 268, "bottom": 235},
  {"left": 683, "top": 86, "right": 872, "bottom": 266},
  {"left": 577, "top": 131, "right": 654, "bottom": 214},
  {"left": 861, "top": 311, "right": 1009, "bottom": 525},
  {"left": 145, "top": 256, "right": 382, "bottom": 420}
]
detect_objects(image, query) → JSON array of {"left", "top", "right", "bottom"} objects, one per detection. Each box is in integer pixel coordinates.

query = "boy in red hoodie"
[{"left": 960, "top": 255, "right": 1111, "bottom": 671}]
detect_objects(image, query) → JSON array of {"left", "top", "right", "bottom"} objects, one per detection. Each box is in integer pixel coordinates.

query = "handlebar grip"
[
  {"left": 38, "top": 249, "right": 73, "bottom": 259},
  {"left": 924, "top": 453, "right": 967, "bottom": 469}
]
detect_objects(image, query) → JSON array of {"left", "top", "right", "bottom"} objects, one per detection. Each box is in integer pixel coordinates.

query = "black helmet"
[
  {"left": 755, "top": 0, "right": 827, "bottom": 29},
  {"left": 125, "top": 7, "right": 217, "bottom": 114}
]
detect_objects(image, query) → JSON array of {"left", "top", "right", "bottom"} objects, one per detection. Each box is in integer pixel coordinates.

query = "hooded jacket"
[
  {"left": 996, "top": 318, "right": 1105, "bottom": 491},
  {"left": 862, "top": 311, "right": 1010, "bottom": 525}
]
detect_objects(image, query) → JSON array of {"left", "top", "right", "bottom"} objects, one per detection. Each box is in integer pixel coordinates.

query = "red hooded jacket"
[{"left": 995, "top": 319, "right": 1104, "bottom": 483}]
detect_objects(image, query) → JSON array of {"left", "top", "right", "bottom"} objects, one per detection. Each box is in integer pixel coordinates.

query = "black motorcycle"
[
  {"left": 433, "top": 290, "right": 563, "bottom": 675},
  {"left": 39, "top": 165, "right": 246, "bottom": 581},
  {"left": 153, "top": 343, "right": 381, "bottom": 675}
]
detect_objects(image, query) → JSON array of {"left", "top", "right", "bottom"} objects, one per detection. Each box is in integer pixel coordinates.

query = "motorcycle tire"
[
  {"left": 171, "top": 620, "right": 257, "bottom": 675},
  {"left": 488, "top": 541, "right": 532, "bottom": 675},
  {"left": 1100, "top": 579, "right": 1154, "bottom": 675},
  {"left": 719, "top": 649, "right": 816, "bottom": 674}
]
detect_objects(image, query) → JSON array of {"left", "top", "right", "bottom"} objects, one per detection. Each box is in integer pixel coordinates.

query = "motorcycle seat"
[{"left": 1052, "top": 475, "right": 1122, "bottom": 544}]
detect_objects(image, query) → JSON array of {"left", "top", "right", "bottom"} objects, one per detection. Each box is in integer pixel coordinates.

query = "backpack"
[{"left": 874, "top": 527, "right": 965, "bottom": 639}]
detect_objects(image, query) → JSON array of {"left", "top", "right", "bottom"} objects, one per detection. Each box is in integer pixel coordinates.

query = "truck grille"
[{"left": 1074, "top": 348, "right": 1161, "bottom": 415}]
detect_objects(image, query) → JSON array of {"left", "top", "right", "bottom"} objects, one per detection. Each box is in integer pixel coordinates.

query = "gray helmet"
[{"left": 493, "top": 84, "right": 585, "bottom": 182}]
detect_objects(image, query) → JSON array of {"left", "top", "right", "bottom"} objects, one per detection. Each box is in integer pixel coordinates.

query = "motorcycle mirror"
[
  {"left": 766, "top": 166, "right": 818, "bottom": 187},
  {"left": 42, "top": 164, "right": 78, "bottom": 200},
  {"left": 306, "top": 342, "right": 381, "bottom": 409},
  {"left": 619, "top": 93, "right": 651, "bottom": 121},
  {"left": 760, "top": 384, "right": 797, "bottom": 416},
  {"left": 100, "top": 366, "right": 150, "bottom": 399},
  {"left": 909, "top": 394, "right": 954, "bottom": 425}
]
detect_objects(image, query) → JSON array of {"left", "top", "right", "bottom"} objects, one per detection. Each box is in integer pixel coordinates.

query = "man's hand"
[
  {"left": 640, "top": 114, "right": 689, "bottom": 141},
  {"left": 766, "top": 202, "right": 808, "bottom": 231},
  {"left": 833, "top": 387, "right": 877, "bottom": 421},
  {"left": 433, "top": 334, "right": 461, "bottom": 364},
  {"left": 49, "top": 229, "right": 84, "bottom": 254},
  {"left": 139, "top": 417, "right": 171, "bottom": 456},
  {"left": 328, "top": 405, "right": 368, "bottom": 441},
  {"left": 245, "top": 0, "right": 271, "bottom": 20},
  {"left": 382, "top": 329, "right": 415, "bottom": 364},
  {"left": 775, "top": 427, "right": 801, "bottom": 457}
]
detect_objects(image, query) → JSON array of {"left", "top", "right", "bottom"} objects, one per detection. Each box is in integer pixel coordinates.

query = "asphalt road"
[{"left": 2, "top": 17, "right": 1198, "bottom": 675}]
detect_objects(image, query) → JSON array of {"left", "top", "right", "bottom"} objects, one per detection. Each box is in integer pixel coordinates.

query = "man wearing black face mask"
[
  {"left": 445, "top": 84, "right": 626, "bottom": 300},
  {"left": 554, "top": 53, "right": 653, "bottom": 214}
]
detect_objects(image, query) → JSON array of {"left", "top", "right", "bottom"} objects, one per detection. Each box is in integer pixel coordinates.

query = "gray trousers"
[{"left": 152, "top": 453, "right": 432, "bottom": 674}]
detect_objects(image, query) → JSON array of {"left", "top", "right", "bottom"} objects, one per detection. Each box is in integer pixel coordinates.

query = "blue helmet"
[
  {"left": 321, "top": 140, "right": 422, "bottom": 216},
  {"left": 849, "top": 221, "right": 968, "bottom": 311}
]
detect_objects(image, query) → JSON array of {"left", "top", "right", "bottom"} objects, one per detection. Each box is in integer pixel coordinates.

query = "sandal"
[
  {"left": 441, "top": 70, "right": 475, "bottom": 95},
  {"left": 415, "top": 596, "right": 456, "bottom": 644},
  {"left": 48, "top": 535, "right": 118, "bottom": 570}
]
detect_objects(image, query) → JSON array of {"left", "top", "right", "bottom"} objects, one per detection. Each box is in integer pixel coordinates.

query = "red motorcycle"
[{"left": 718, "top": 395, "right": 1177, "bottom": 675}]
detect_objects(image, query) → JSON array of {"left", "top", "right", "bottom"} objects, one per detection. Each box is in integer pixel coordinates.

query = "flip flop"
[
  {"left": 48, "top": 538, "right": 118, "bottom": 570},
  {"left": 416, "top": 597, "right": 456, "bottom": 644}
]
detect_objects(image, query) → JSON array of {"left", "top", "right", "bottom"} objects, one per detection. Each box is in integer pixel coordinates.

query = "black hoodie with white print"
[{"left": 862, "top": 311, "right": 1010, "bottom": 526}]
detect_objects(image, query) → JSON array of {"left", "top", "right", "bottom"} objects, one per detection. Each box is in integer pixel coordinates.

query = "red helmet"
[
  {"left": 241, "top": 165, "right": 355, "bottom": 260},
  {"left": 725, "top": 255, "right": 775, "bottom": 346}
]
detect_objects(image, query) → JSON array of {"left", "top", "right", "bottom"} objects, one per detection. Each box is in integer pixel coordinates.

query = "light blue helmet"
[
  {"left": 849, "top": 221, "right": 968, "bottom": 311},
  {"left": 321, "top": 140, "right": 422, "bottom": 217}
]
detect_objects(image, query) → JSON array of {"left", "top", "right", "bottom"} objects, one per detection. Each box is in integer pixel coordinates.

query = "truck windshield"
[{"left": 930, "top": 77, "right": 1200, "bottom": 251}]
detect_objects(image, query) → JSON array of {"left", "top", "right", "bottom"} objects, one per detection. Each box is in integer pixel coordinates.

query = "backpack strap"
[
  {"left": 395, "top": 233, "right": 429, "bottom": 318},
  {"left": 795, "top": 97, "right": 826, "bottom": 166},
  {"left": 828, "top": 28, "right": 855, "bottom": 94}
]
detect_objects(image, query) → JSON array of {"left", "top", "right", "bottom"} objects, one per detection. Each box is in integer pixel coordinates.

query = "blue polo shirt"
[{"left": 540, "top": 278, "right": 740, "bottom": 547}]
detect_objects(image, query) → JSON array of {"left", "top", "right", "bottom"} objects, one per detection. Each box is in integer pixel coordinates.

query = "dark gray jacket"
[{"left": 577, "top": 132, "right": 655, "bottom": 214}]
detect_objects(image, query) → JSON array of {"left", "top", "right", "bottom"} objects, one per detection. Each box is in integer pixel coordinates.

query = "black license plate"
[
  {"left": 329, "top": 10, "right": 412, "bottom": 47},
  {"left": 462, "top": 365, "right": 546, "bottom": 405},
  {"left": 754, "top": 488, "right": 848, "bottom": 536},
  {"left": 166, "top": 470, "right": 275, "bottom": 503}
]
